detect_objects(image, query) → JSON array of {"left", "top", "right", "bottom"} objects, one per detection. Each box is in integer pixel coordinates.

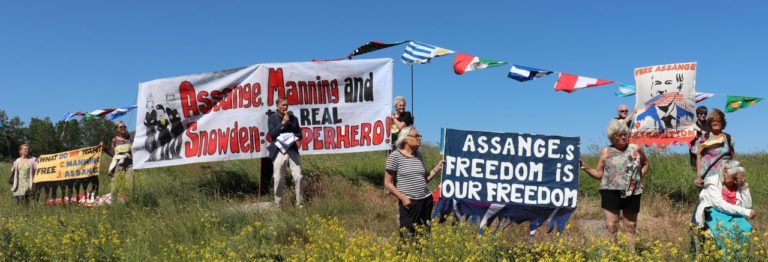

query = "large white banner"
[
  {"left": 629, "top": 62, "right": 696, "bottom": 147},
  {"left": 133, "top": 58, "right": 393, "bottom": 169}
]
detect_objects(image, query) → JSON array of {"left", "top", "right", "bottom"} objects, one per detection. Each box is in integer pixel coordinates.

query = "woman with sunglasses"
[
  {"left": 104, "top": 121, "right": 134, "bottom": 201},
  {"left": 384, "top": 126, "right": 443, "bottom": 239},
  {"left": 580, "top": 119, "right": 649, "bottom": 247}
]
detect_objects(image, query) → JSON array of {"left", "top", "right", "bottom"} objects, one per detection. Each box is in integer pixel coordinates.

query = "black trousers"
[{"left": 398, "top": 196, "right": 433, "bottom": 238}]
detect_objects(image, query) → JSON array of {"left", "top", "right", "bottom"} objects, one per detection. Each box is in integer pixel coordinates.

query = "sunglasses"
[
  {"left": 619, "top": 110, "right": 628, "bottom": 113},
  {"left": 408, "top": 134, "right": 422, "bottom": 139}
]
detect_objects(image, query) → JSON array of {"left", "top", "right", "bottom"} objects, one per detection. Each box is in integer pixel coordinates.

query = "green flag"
[{"left": 725, "top": 95, "right": 763, "bottom": 113}]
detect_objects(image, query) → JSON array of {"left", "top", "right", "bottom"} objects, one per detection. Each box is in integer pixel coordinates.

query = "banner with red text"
[
  {"left": 629, "top": 62, "right": 696, "bottom": 147},
  {"left": 133, "top": 58, "right": 393, "bottom": 169}
]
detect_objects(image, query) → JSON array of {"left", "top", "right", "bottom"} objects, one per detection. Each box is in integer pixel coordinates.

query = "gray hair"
[
  {"left": 394, "top": 96, "right": 406, "bottom": 106},
  {"left": 606, "top": 119, "right": 628, "bottom": 141},
  {"left": 720, "top": 160, "right": 746, "bottom": 182},
  {"left": 396, "top": 126, "right": 416, "bottom": 149}
]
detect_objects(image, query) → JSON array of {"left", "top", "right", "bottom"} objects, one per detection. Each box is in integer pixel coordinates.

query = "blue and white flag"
[
  {"left": 401, "top": 41, "right": 455, "bottom": 64},
  {"left": 106, "top": 105, "right": 137, "bottom": 120},
  {"left": 507, "top": 65, "right": 553, "bottom": 82},
  {"left": 615, "top": 83, "right": 636, "bottom": 97},
  {"left": 695, "top": 92, "right": 715, "bottom": 103}
]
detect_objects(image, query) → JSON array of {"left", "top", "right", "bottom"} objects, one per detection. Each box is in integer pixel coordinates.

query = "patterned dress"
[
  {"left": 699, "top": 133, "right": 732, "bottom": 179},
  {"left": 600, "top": 144, "right": 643, "bottom": 197},
  {"left": 12, "top": 161, "right": 31, "bottom": 197}
]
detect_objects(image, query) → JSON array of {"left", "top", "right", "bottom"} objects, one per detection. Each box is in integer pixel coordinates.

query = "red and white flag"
[{"left": 554, "top": 73, "right": 614, "bottom": 93}]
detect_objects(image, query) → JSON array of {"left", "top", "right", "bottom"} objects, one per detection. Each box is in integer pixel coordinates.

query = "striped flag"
[
  {"left": 644, "top": 92, "right": 686, "bottom": 108},
  {"left": 554, "top": 73, "right": 614, "bottom": 93},
  {"left": 401, "top": 41, "right": 454, "bottom": 64},
  {"left": 507, "top": 64, "right": 553, "bottom": 82},
  {"left": 453, "top": 53, "right": 506, "bottom": 75},
  {"left": 614, "top": 83, "right": 636, "bottom": 97},
  {"left": 63, "top": 112, "right": 85, "bottom": 121},
  {"left": 85, "top": 108, "right": 117, "bottom": 119},
  {"left": 106, "top": 105, "right": 138, "bottom": 120},
  {"left": 695, "top": 92, "right": 715, "bottom": 103}
]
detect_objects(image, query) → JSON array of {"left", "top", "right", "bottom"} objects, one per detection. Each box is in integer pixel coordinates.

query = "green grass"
[{"left": 0, "top": 146, "right": 766, "bottom": 260}]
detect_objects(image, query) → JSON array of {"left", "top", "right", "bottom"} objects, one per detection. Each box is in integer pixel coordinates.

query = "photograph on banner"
[
  {"left": 630, "top": 62, "right": 697, "bottom": 147},
  {"left": 434, "top": 128, "right": 580, "bottom": 232},
  {"left": 132, "top": 58, "right": 393, "bottom": 169},
  {"left": 33, "top": 146, "right": 102, "bottom": 183}
]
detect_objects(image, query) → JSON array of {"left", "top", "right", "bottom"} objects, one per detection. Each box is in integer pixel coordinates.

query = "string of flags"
[
  {"left": 63, "top": 105, "right": 137, "bottom": 122},
  {"left": 334, "top": 39, "right": 763, "bottom": 113}
]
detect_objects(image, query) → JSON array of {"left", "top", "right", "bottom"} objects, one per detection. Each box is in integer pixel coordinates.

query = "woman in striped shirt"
[{"left": 384, "top": 126, "right": 443, "bottom": 239}]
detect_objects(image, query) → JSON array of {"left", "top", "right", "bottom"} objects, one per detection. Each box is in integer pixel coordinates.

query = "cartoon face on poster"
[{"left": 630, "top": 62, "right": 697, "bottom": 146}]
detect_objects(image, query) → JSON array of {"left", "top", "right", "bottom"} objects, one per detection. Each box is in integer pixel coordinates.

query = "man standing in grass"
[{"left": 267, "top": 97, "right": 303, "bottom": 208}]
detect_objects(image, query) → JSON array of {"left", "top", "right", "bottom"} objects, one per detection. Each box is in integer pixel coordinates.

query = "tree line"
[{"left": 0, "top": 109, "right": 122, "bottom": 161}]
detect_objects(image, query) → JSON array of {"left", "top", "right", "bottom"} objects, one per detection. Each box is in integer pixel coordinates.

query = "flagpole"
[{"left": 410, "top": 64, "right": 414, "bottom": 115}]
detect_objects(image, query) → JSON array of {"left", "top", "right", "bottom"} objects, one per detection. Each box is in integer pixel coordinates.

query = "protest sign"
[
  {"left": 630, "top": 62, "right": 697, "bottom": 146},
  {"left": 133, "top": 58, "right": 393, "bottom": 169},
  {"left": 434, "top": 128, "right": 579, "bottom": 232},
  {"left": 33, "top": 146, "right": 102, "bottom": 183}
]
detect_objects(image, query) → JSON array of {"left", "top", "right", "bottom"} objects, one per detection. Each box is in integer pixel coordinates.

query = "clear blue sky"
[{"left": 1, "top": 1, "right": 766, "bottom": 152}]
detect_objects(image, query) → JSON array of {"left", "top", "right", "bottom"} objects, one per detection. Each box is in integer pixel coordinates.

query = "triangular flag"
[
  {"left": 347, "top": 41, "right": 409, "bottom": 59},
  {"left": 725, "top": 95, "right": 763, "bottom": 112},
  {"left": 507, "top": 64, "right": 553, "bottom": 82},
  {"left": 453, "top": 53, "right": 506, "bottom": 75},
  {"left": 614, "top": 83, "right": 636, "bottom": 97},
  {"left": 63, "top": 112, "right": 85, "bottom": 121},
  {"left": 695, "top": 92, "right": 715, "bottom": 103},
  {"left": 401, "top": 41, "right": 455, "bottom": 64},
  {"left": 106, "top": 105, "right": 138, "bottom": 120},
  {"left": 554, "top": 73, "right": 614, "bottom": 93}
]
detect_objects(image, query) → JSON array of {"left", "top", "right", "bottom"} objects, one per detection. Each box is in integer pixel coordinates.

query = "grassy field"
[{"left": 0, "top": 146, "right": 766, "bottom": 261}]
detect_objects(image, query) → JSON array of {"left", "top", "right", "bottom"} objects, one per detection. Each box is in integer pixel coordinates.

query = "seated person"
[{"left": 693, "top": 160, "right": 754, "bottom": 251}]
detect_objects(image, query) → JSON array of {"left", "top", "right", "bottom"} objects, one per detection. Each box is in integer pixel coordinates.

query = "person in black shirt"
[
  {"left": 391, "top": 96, "right": 414, "bottom": 151},
  {"left": 689, "top": 106, "right": 711, "bottom": 167}
]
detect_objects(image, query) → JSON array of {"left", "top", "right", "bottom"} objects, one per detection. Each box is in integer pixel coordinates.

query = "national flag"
[
  {"left": 401, "top": 41, "right": 455, "bottom": 64},
  {"left": 507, "top": 64, "right": 553, "bottom": 82},
  {"left": 644, "top": 92, "right": 686, "bottom": 108},
  {"left": 614, "top": 83, "right": 636, "bottom": 97},
  {"left": 347, "top": 41, "right": 409, "bottom": 59},
  {"left": 63, "top": 112, "right": 85, "bottom": 121},
  {"left": 453, "top": 53, "right": 506, "bottom": 75},
  {"left": 725, "top": 96, "right": 763, "bottom": 113},
  {"left": 554, "top": 73, "right": 614, "bottom": 93},
  {"left": 695, "top": 92, "right": 715, "bottom": 103},
  {"left": 106, "top": 105, "right": 138, "bottom": 120},
  {"left": 85, "top": 108, "right": 117, "bottom": 119}
]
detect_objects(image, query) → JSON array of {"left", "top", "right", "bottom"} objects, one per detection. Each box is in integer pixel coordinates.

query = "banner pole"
[{"left": 410, "top": 64, "right": 414, "bottom": 115}]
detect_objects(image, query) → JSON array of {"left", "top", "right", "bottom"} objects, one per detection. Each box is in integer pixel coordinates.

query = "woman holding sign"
[
  {"left": 102, "top": 121, "right": 133, "bottom": 202},
  {"left": 580, "top": 120, "right": 649, "bottom": 246},
  {"left": 384, "top": 126, "right": 443, "bottom": 239},
  {"left": 9, "top": 144, "right": 37, "bottom": 204}
]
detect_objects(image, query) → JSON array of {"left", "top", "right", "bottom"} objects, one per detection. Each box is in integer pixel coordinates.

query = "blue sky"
[{"left": 1, "top": 1, "right": 766, "bottom": 152}]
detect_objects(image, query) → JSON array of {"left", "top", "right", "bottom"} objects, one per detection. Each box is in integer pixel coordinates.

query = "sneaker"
[{"left": 44, "top": 199, "right": 54, "bottom": 206}]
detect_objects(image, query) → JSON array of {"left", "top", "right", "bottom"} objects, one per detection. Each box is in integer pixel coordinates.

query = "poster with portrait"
[{"left": 629, "top": 62, "right": 697, "bottom": 147}]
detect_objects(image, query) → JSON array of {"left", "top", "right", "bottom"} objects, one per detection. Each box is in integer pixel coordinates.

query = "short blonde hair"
[
  {"left": 396, "top": 126, "right": 415, "bottom": 149},
  {"left": 606, "top": 119, "right": 628, "bottom": 141},
  {"left": 394, "top": 96, "right": 406, "bottom": 106}
]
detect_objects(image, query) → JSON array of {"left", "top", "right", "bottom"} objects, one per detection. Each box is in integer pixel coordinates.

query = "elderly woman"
[
  {"left": 580, "top": 120, "right": 649, "bottom": 244},
  {"left": 694, "top": 160, "right": 754, "bottom": 257},
  {"left": 384, "top": 126, "right": 443, "bottom": 238},
  {"left": 10, "top": 144, "right": 37, "bottom": 204},
  {"left": 390, "top": 96, "right": 414, "bottom": 151},
  {"left": 696, "top": 108, "right": 734, "bottom": 188}
]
